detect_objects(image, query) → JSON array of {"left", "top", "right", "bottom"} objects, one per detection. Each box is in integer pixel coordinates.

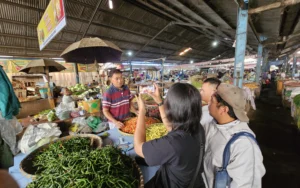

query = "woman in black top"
[{"left": 134, "top": 83, "right": 205, "bottom": 188}]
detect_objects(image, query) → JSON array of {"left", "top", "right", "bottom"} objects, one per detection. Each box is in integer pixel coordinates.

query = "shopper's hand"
[
  {"left": 113, "top": 120, "right": 124, "bottom": 128},
  {"left": 133, "top": 110, "right": 139, "bottom": 115},
  {"left": 131, "top": 108, "right": 139, "bottom": 115},
  {"left": 147, "top": 83, "right": 163, "bottom": 104},
  {"left": 136, "top": 95, "right": 146, "bottom": 116}
]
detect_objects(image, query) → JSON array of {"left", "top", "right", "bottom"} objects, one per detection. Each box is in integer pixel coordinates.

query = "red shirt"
[{"left": 102, "top": 85, "right": 131, "bottom": 121}]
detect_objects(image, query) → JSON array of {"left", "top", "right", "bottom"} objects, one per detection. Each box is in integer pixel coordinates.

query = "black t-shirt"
[{"left": 142, "top": 130, "right": 205, "bottom": 188}]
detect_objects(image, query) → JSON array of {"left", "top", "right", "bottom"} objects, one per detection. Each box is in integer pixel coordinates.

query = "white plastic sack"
[
  {"left": 0, "top": 113, "right": 23, "bottom": 155},
  {"left": 291, "top": 88, "right": 300, "bottom": 99},
  {"left": 55, "top": 101, "right": 75, "bottom": 120},
  {"left": 71, "top": 117, "right": 88, "bottom": 132},
  {"left": 243, "top": 87, "right": 256, "bottom": 110},
  {"left": 18, "top": 122, "right": 61, "bottom": 154}
]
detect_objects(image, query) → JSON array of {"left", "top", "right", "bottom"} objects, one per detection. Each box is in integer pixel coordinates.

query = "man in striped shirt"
[{"left": 102, "top": 69, "right": 137, "bottom": 129}]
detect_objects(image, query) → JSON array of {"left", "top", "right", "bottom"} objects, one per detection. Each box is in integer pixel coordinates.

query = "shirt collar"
[
  {"left": 215, "top": 120, "right": 240, "bottom": 128},
  {"left": 111, "top": 84, "right": 125, "bottom": 91}
]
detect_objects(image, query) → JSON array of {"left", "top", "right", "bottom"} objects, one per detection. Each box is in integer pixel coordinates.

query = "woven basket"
[
  {"left": 133, "top": 159, "right": 144, "bottom": 188},
  {"left": 20, "top": 134, "right": 103, "bottom": 179}
]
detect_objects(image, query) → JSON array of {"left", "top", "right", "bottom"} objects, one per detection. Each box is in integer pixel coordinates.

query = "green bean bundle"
[{"left": 27, "top": 138, "right": 138, "bottom": 188}]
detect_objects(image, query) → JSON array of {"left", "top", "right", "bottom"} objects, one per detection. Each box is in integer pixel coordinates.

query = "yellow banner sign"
[{"left": 37, "top": 0, "right": 66, "bottom": 50}]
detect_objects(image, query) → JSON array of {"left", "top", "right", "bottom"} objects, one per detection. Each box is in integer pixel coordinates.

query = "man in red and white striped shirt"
[{"left": 102, "top": 69, "right": 137, "bottom": 129}]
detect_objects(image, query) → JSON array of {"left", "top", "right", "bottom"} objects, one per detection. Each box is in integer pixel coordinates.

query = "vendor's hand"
[
  {"left": 113, "top": 120, "right": 124, "bottom": 128},
  {"left": 147, "top": 83, "right": 163, "bottom": 104},
  {"left": 136, "top": 95, "right": 146, "bottom": 116}
]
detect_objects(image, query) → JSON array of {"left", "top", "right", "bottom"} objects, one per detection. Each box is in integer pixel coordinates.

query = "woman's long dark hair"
[{"left": 165, "top": 83, "right": 202, "bottom": 135}]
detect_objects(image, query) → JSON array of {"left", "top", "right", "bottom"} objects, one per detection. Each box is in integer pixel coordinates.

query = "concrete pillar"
[{"left": 233, "top": 5, "right": 249, "bottom": 88}]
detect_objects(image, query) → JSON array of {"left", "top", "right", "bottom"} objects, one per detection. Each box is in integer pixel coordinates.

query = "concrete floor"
[{"left": 248, "top": 83, "right": 300, "bottom": 188}]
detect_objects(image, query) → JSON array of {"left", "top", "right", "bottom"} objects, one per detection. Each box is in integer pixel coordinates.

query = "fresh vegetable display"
[
  {"left": 293, "top": 94, "right": 300, "bottom": 107},
  {"left": 120, "top": 117, "right": 161, "bottom": 134},
  {"left": 27, "top": 137, "right": 139, "bottom": 188},
  {"left": 243, "top": 83, "right": 259, "bottom": 89},
  {"left": 46, "top": 110, "right": 57, "bottom": 122},
  {"left": 146, "top": 123, "right": 168, "bottom": 141},
  {"left": 33, "top": 109, "right": 57, "bottom": 122},
  {"left": 293, "top": 94, "right": 300, "bottom": 129},
  {"left": 68, "top": 84, "right": 88, "bottom": 93},
  {"left": 131, "top": 94, "right": 153, "bottom": 103},
  {"left": 190, "top": 75, "right": 203, "bottom": 89}
]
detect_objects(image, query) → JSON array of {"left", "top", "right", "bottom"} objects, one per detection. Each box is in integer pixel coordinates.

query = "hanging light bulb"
[
  {"left": 109, "top": 0, "right": 113, "bottom": 9},
  {"left": 212, "top": 41, "right": 218, "bottom": 47}
]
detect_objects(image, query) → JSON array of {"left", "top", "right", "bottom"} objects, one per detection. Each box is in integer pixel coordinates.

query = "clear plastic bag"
[
  {"left": 18, "top": 123, "right": 61, "bottom": 154},
  {"left": 0, "top": 113, "right": 23, "bottom": 155}
]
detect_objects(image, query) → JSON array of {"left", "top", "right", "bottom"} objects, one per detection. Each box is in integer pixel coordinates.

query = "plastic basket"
[{"left": 82, "top": 99, "right": 101, "bottom": 113}]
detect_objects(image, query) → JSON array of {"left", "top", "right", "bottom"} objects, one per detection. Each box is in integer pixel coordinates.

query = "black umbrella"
[{"left": 60, "top": 37, "right": 122, "bottom": 64}]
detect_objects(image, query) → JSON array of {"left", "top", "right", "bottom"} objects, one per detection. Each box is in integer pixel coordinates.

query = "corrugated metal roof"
[{"left": 0, "top": 0, "right": 299, "bottom": 62}]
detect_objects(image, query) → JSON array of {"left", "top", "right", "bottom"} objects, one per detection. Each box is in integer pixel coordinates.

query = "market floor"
[{"left": 247, "top": 82, "right": 300, "bottom": 188}]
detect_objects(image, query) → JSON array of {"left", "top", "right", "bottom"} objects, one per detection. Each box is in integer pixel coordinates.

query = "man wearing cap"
[{"left": 203, "top": 83, "right": 265, "bottom": 188}]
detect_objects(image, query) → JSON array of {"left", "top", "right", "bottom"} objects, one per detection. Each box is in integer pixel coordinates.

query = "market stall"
[
  {"left": 243, "top": 82, "right": 261, "bottom": 99},
  {"left": 9, "top": 128, "right": 160, "bottom": 187},
  {"left": 282, "top": 80, "right": 300, "bottom": 108}
]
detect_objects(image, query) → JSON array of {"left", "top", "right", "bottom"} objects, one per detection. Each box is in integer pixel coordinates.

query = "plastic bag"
[
  {"left": 55, "top": 101, "right": 75, "bottom": 120},
  {"left": 18, "top": 122, "right": 61, "bottom": 154},
  {"left": 0, "top": 112, "right": 22, "bottom": 155},
  {"left": 71, "top": 117, "right": 88, "bottom": 133}
]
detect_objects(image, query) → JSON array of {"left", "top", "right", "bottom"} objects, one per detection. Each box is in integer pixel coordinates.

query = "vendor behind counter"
[
  {"left": 102, "top": 69, "right": 137, "bottom": 129},
  {"left": 60, "top": 87, "right": 74, "bottom": 105}
]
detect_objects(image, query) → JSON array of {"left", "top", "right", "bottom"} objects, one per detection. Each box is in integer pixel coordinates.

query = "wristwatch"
[{"left": 157, "top": 101, "right": 164, "bottom": 106}]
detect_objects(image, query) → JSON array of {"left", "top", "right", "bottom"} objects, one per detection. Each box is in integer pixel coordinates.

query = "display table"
[
  {"left": 19, "top": 111, "right": 103, "bottom": 128},
  {"left": 282, "top": 81, "right": 300, "bottom": 108},
  {"left": 9, "top": 128, "right": 159, "bottom": 188},
  {"left": 243, "top": 82, "right": 261, "bottom": 98}
]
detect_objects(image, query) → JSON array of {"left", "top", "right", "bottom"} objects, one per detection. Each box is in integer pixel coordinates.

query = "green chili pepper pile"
[{"left": 27, "top": 137, "right": 138, "bottom": 188}]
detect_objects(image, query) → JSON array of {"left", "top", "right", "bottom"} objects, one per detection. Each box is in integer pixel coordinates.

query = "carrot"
[{"left": 120, "top": 117, "right": 161, "bottom": 134}]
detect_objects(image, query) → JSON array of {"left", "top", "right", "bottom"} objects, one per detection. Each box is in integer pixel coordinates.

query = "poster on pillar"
[{"left": 37, "top": 0, "right": 66, "bottom": 50}]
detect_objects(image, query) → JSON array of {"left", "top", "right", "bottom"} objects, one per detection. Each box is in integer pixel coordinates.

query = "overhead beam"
[
  {"left": 156, "top": 0, "right": 232, "bottom": 45},
  {"left": 132, "top": 0, "right": 214, "bottom": 40},
  {"left": 186, "top": 0, "right": 233, "bottom": 29},
  {"left": 248, "top": 0, "right": 300, "bottom": 14},
  {"left": 282, "top": 44, "right": 300, "bottom": 54},
  {"left": 81, "top": 0, "right": 103, "bottom": 38},
  {"left": 248, "top": 16, "right": 261, "bottom": 43},
  {"left": 132, "top": 21, "right": 174, "bottom": 58},
  {"left": 0, "top": 18, "right": 188, "bottom": 53},
  {"left": 173, "top": 22, "right": 234, "bottom": 33},
  {"left": 0, "top": 0, "right": 198, "bottom": 51},
  {"left": 0, "top": 29, "right": 214, "bottom": 59},
  {"left": 68, "top": 0, "right": 192, "bottom": 42},
  {"left": 131, "top": 0, "right": 234, "bottom": 46}
]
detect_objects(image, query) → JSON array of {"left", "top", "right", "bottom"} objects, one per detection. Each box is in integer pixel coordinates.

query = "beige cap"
[{"left": 216, "top": 83, "right": 249, "bottom": 122}]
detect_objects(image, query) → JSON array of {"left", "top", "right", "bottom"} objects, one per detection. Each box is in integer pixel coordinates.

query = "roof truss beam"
[{"left": 248, "top": 0, "right": 300, "bottom": 14}]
